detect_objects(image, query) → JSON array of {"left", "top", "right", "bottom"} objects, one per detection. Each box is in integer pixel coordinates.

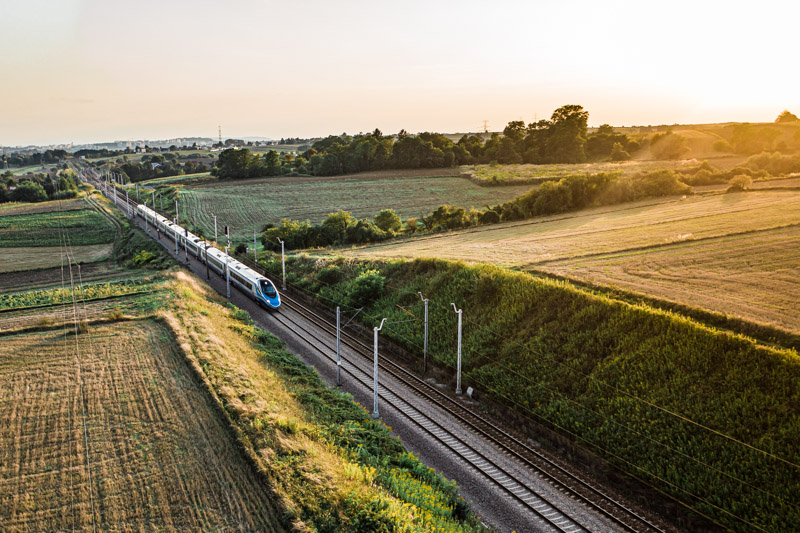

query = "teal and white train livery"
[{"left": 135, "top": 203, "right": 280, "bottom": 310}]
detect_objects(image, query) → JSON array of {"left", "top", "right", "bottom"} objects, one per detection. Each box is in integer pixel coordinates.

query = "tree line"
[
  {"left": 212, "top": 105, "right": 642, "bottom": 180},
  {"left": 0, "top": 168, "right": 79, "bottom": 203}
]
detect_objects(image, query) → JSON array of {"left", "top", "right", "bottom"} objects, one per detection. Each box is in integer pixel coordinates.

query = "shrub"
[
  {"left": 106, "top": 307, "right": 124, "bottom": 321},
  {"left": 650, "top": 131, "right": 689, "bottom": 160},
  {"left": 727, "top": 174, "right": 752, "bottom": 192},
  {"left": 346, "top": 269, "right": 385, "bottom": 308},
  {"left": 403, "top": 217, "right": 420, "bottom": 233},
  {"left": 235, "top": 242, "right": 247, "bottom": 255},
  {"left": 374, "top": 209, "right": 402, "bottom": 233},
  {"left": 132, "top": 250, "right": 156, "bottom": 265},
  {"left": 316, "top": 265, "right": 343, "bottom": 285},
  {"left": 610, "top": 142, "right": 631, "bottom": 161}
]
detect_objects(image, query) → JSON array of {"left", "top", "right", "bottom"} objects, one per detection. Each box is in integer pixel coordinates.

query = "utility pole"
[
  {"left": 336, "top": 306, "right": 341, "bottom": 386},
  {"left": 152, "top": 191, "right": 156, "bottom": 212},
  {"left": 451, "top": 303, "right": 463, "bottom": 395},
  {"left": 277, "top": 238, "right": 286, "bottom": 290},
  {"left": 125, "top": 190, "right": 129, "bottom": 217},
  {"left": 205, "top": 243, "right": 210, "bottom": 280},
  {"left": 253, "top": 230, "right": 257, "bottom": 264},
  {"left": 213, "top": 214, "right": 217, "bottom": 243},
  {"left": 144, "top": 201, "right": 148, "bottom": 232},
  {"left": 418, "top": 292, "right": 429, "bottom": 373},
  {"left": 372, "top": 318, "right": 387, "bottom": 419},
  {"left": 174, "top": 217, "right": 178, "bottom": 254},
  {"left": 175, "top": 199, "right": 179, "bottom": 225},
  {"left": 184, "top": 228, "right": 188, "bottom": 262},
  {"left": 225, "top": 245, "right": 231, "bottom": 298}
]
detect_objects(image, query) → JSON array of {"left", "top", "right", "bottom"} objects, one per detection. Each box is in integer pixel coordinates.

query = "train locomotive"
[{"left": 135, "top": 203, "right": 280, "bottom": 310}]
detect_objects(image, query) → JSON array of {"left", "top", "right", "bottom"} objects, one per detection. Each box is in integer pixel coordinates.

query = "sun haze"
[{"left": 1, "top": 0, "right": 798, "bottom": 145}]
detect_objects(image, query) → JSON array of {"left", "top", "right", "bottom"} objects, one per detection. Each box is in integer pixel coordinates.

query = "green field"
[
  {"left": 137, "top": 171, "right": 212, "bottom": 186},
  {"left": 179, "top": 174, "right": 532, "bottom": 243},
  {"left": 0, "top": 209, "right": 115, "bottom": 248},
  {"left": 342, "top": 189, "right": 800, "bottom": 334}
]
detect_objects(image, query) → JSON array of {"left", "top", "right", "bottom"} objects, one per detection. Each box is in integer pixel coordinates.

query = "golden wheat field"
[
  {"left": 0, "top": 319, "right": 281, "bottom": 532},
  {"left": 346, "top": 190, "right": 800, "bottom": 333}
]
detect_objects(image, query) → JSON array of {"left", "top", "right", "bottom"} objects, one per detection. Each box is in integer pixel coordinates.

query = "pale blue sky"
[{"left": 2, "top": 0, "right": 798, "bottom": 145}]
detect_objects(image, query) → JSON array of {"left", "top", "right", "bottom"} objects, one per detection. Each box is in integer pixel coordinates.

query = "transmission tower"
[
  {"left": 482, "top": 120, "right": 489, "bottom": 133},
  {"left": 218, "top": 125, "right": 222, "bottom": 145}
]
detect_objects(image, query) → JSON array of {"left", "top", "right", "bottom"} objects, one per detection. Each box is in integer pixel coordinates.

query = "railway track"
[{"left": 84, "top": 166, "right": 668, "bottom": 533}]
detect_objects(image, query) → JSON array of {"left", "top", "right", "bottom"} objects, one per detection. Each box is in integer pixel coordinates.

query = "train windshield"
[{"left": 259, "top": 279, "right": 277, "bottom": 298}]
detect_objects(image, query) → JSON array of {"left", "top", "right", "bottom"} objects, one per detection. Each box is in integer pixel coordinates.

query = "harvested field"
[
  {"left": 346, "top": 190, "right": 800, "bottom": 265},
  {"left": 0, "top": 245, "right": 114, "bottom": 274},
  {"left": 539, "top": 225, "right": 800, "bottom": 334},
  {"left": 0, "top": 198, "right": 86, "bottom": 217},
  {"left": 0, "top": 261, "right": 132, "bottom": 293},
  {"left": 180, "top": 173, "right": 531, "bottom": 243},
  {"left": 0, "top": 319, "right": 281, "bottom": 531},
  {"left": 344, "top": 190, "right": 800, "bottom": 333}
]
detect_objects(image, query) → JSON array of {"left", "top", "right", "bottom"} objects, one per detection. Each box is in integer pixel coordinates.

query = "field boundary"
[
  {"left": 527, "top": 221, "right": 800, "bottom": 267},
  {"left": 526, "top": 267, "right": 800, "bottom": 352}
]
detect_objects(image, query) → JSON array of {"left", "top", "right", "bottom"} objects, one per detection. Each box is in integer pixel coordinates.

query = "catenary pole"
[
  {"left": 372, "top": 318, "right": 387, "bottom": 419},
  {"left": 336, "top": 306, "right": 341, "bottom": 386},
  {"left": 451, "top": 303, "right": 463, "bottom": 395},
  {"left": 418, "top": 292, "right": 429, "bottom": 373}
]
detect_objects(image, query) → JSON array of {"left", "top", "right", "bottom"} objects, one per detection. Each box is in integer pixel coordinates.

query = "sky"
[{"left": 1, "top": 0, "right": 799, "bottom": 146}]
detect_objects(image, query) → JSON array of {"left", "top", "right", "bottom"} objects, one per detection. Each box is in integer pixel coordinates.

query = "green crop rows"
[{"left": 0, "top": 210, "right": 115, "bottom": 248}]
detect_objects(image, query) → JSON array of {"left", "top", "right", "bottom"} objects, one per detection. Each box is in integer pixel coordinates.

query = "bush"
[
  {"left": 403, "top": 217, "right": 419, "bottom": 233},
  {"left": 132, "top": 250, "right": 156, "bottom": 265},
  {"left": 235, "top": 242, "right": 247, "bottom": 255},
  {"left": 727, "top": 174, "right": 752, "bottom": 192},
  {"left": 374, "top": 209, "right": 402, "bottom": 233},
  {"left": 346, "top": 269, "right": 385, "bottom": 308},
  {"left": 11, "top": 181, "right": 48, "bottom": 202},
  {"left": 610, "top": 142, "right": 631, "bottom": 161},
  {"left": 316, "top": 265, "right": 343, "bottom": 285}
]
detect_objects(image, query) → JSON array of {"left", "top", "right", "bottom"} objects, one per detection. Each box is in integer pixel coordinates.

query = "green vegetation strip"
[
  {"left": 0, "top": 209, "right": 115, "bottom": 247},
  {"left": 0, "top": 278, "right": 165, "bottom": 310},
  {"left": 262, "top": 255, "right": 800, "bottom": 533}
]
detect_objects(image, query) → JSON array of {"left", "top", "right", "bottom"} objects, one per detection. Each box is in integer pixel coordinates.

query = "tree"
[
  {"left": 546, "top": 105, "right": 589, "bottom": 163},
  {"left": 263, "top": 150, "right": 282, "bottom": 176},
  {"left": 374, "top": 209, "right": 402, "bottom": 232},
  {"left": 12, "top": 181, "right": 48, "bottom": 202},
  {"left": 503, "top": 120, "right": 526, "bottom": 144},
  {"left": 776, "top": 110, "right": 799, "bottom": 123}
]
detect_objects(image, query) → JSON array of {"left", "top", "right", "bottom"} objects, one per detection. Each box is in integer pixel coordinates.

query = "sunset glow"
[{"left": 2, "top": 0, "right": 798, "bottom": 145}]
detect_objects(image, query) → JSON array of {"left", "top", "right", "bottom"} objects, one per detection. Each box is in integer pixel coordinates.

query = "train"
[{"left": 134, "top": 202, "right": 281, "bottom": 310}]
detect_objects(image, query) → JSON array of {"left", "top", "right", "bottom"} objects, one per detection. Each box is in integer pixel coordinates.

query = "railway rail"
[{"left": 82, "top": 164, "right": 668, "bottom": 533}]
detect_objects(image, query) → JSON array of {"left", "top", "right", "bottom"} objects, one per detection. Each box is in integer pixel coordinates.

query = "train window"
[{"left": 259, "top": 279, "right": 277, "bottom": 298}]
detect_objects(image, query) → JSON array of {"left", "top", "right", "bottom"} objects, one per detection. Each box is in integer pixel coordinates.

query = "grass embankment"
[
  {"left": 164, "top": 272, "right": 484, "bottom": 532},
  {"left": 260, "top": 255, "right": 800, "bottom": 533}
]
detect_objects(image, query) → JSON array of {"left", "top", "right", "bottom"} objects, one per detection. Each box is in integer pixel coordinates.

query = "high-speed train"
[{"left": 135, "top": 203, "right": 280, "bottom": 310}]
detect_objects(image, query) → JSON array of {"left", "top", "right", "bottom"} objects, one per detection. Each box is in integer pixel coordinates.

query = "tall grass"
[{"left": 266, "top": 255, "right": 800, "bottom": 533}]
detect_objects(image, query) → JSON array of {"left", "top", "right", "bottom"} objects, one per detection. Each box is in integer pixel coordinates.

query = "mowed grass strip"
[
  {"left": 0, "top": 245, "right": 114, "bottom": 274},
  {"left": 180, "top": 176, "right": 531, "bottom": 243},
  {"left": 0, "top": 319, "right": 281, "bottom": 531},
  {"left": 0, "top": 210, "right": 115, "bottom": 247},
  {"left": 539, "top": 225, "right": 800, "bottom": 334},
  {"left": 345, "top": 190, "right": 800, "bottom": 265}
]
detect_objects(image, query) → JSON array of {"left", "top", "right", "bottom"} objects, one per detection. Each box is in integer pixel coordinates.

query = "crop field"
[
  {"left": 0, "top": 319, "right": 281, "bottom": 531},
  {"left": 179, "top": 174, "right": 531, "bottom": 243},
  {"left": 0, "top": 210, "right": 115, "bottom": 248},
  {"left": 538, "top": 225, "right": 800, "bottom": 333},
  {"left": 0, "top": 198, "right": 86, "bottom": 216},
  {"left": 345, "top": 190, "right": 800, "bottom": 333},
  {"left": 0, "top": 196, "right": 118, "bottom": 275},
  {"left": 464, "top": 156, "right": 746, "bottom": 185},
  {"left": 138, "top": 171, "right": 212, "bottom": 186},
  {"left": 0, "top": 245, "right": 114, "bottom": 274}
]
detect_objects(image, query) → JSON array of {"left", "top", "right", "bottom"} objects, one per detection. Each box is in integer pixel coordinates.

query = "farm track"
[{"left": 88, "top": 165, "right": 675, "bottom": 532}]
